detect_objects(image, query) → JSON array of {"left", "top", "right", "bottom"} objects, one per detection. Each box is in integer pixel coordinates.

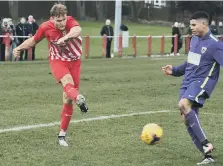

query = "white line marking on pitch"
[
  {"left": 0, "top": 110, "right": 221, "bottom": 134},
  {"left": 0, "top": 110, "right": 173, "bottom": 134}
]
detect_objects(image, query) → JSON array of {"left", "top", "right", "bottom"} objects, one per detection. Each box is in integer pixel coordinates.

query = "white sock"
[{"left": 59, "top": 130, "right": 66, "bottom": 137}]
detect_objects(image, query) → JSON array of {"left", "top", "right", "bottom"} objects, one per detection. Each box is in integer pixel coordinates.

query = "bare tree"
[
  {"left": 129, "top": 1, "right": 136, "bottom": 20},
  {"left": 136, "top": 1, "right": 146, "bottom": 19},
  {"left": 57, "top": 0, "right": 65, "bottom": 5},
  {"left": 95, "top": 1, "right": 104, "bottom": 21},
  {"left": 8, "top": 0, "right": 18, "bottom": 20},
  {"left": 76, "top": 1, "right": 86, "bottom": 20}
]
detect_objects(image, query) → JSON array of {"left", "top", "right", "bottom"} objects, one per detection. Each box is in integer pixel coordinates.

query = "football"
[{"left": 140, "top": 123, "right": 163, "bottom": 145}]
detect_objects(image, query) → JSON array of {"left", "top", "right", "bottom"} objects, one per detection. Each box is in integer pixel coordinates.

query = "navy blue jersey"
[{"left": 172, "top": 31, "right": 223, "bottom": 97}]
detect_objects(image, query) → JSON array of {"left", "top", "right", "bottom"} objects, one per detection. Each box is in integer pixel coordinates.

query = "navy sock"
[
  {"left": 187, "top": 125, "right": 204, "bottom": 153},
  {"left": 185, "top": 109, "right": 207, "bottom": 143}
]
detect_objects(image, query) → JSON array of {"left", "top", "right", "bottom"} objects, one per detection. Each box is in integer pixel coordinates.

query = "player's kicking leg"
[
  {"left": 178, "top": 98, "right": 214, "bottom": 165},
  {"left": 183, "top": 109, "right": 214, "bottom": 165},
  {"left": 61, "top": 74, "right": 88, "bottom": 113},
  {"left": 69, "top": 59, "right": 88, "bottom": 113},
  {"left": 76, "top": 94, "right": 88, "bottom": 113}
]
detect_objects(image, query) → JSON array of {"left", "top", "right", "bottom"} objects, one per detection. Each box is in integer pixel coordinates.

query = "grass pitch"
[{"left": 0, "top": 56, "right": 223, "bottom": 166}]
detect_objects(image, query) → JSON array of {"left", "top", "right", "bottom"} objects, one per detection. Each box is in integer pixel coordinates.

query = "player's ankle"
[
  {"left": 201, "top": 139, "right": 209, "bottom": 146},
  {"left": 205, "top": 154, "right": 213, "bottom": 158},
  {"left": 59, "top": 130, "right": 66, "bottom": 137}
]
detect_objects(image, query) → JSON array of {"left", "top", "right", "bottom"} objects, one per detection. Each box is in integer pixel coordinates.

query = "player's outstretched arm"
[
  {"left": 13, "top": 37, "right": 36, "bottom": 58},
  {"left": 161, "top": 61, "right": 187, "bottom": 77},
  {"left": 13, "top": 23, "right": 45, "bottom": 58},
  {"left": 171, "top": 61, "right": 187, "bottom": 77}
]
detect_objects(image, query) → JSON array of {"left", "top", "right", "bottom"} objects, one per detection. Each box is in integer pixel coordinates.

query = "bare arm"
[
  {"left": 18, "top": 37, "right": 36, "bottom": 50},
  {"left": 13, "top": 36, "right": 37, "bottom": 58},
  {"left": 64, "top": 26, "right": 81, "bottom": 40},
  {"left": 56, "top": 26, "right": 81, "bottom": 45},
  {"left": 13, "top": 23, "right": 45, "bottom": 58}
]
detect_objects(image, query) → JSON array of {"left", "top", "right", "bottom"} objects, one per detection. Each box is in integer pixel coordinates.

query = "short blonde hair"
[{"left": 50, "top": 3, "right": 67, "bottom": 17}]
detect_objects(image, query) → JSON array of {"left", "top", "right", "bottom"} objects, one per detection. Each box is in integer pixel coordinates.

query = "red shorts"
[{"left": 49, "top": 59, "right": 81, "bottom": 89}]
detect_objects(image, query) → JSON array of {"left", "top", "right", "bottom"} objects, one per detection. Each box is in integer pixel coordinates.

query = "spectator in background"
[
  {"left": 27, "top": 15, "right": 39, "bottom": 60},
  {"left": 169, "top": 22, "right": 182, "bottom": 56},
  {"left": 0, "top": 18, "right": 4, "bottom": 61},
  {"left": 16, "top": 17, "right": 32, "bottom": 61},
  {"left": 187, "top": 26, "right": 192, "bottom": 36},
  {"left": 1, "top": 18, "right": 14, "bottom": 60},
  {"left": 210, "top": 20, "right": 218, "bottom": 35},
  {"left": 186, "top": 25, "right": 193, "bottom": 42},
  {"left": 100, "top": 19, "right": 114, "bottom": 58},
  {"left": 218, "top": 21, "right": 223, "bottom": 35},
  {"left": 178, "top": 22, "right": 185, "bottom": 35},
  {"left": 7, "top": 18, "right": 18, "bottom": 61}
]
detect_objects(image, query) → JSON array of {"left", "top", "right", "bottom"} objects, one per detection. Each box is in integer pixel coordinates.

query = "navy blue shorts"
[{"left": 179, "top": 81, "right": 208, "bottom": 108}]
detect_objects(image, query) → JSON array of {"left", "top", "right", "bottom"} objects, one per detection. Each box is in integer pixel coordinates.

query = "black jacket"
[
  {"left": 28, "top": 22, "right": 39, "bottom": 35},
  {"left": 100, "top": 25, "right": 114, "bottom": 41},
  {"left": 210, "top": 25, "right": 218, "bottom": 35},
  {"left": 172, "top": 26, "right": 182, "bottom": 44},
  {"left": 16, "top": 23, "right": 32, "bottom": 43}
]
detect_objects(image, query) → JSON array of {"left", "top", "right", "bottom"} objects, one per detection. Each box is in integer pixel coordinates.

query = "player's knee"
[
  {"left": 60, "top": 74, "right": 74, "bottom": 86},
  {"left": 178, "top": 98, "right": 192, "bottom": 115},
  {"left": 64, "top": 98, "right": 73, "bottom": 104},
  {"left": 180, "top": 112, "right": 189, "bottom": 124}
]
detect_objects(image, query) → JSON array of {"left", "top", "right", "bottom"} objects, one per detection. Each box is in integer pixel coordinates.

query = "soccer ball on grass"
[{"left": 140, "top": 123, "right": 163, "bottom": 145}]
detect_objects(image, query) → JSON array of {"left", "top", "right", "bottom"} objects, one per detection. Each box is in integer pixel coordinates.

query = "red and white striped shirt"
[{"left": 34, "top": 16, "right": 82, "bottom": 61}]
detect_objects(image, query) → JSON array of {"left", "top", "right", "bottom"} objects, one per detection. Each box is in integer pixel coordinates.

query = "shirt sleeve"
[
  {"left": 213, "top": 42, "right": 223, "bottom": 67},
  {"left": 172, "top": 61, "right": 187, "bottom": 77},
  {"left": 33, "top": 24, "right": 45, "bottom": 43},
  {"left": 66, "top": 16, "right": 80, "bottom": 30}
]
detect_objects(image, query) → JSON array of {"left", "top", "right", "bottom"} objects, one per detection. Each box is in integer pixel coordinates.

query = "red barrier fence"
[
  {"left": 148, "top": 35, "right": 152, "bottom": 56},
  {"left": 132, "top": 34, "right": 136, "bottom": 57},
  {"left": 1, "top": 34, "right": 223, "bottom": 60},
  {"left": 85, "top": 34, "right": 192, "bottom": 57},
  {"left": 85, "top": 34, "right": 90, "bottom": 59},
  {"left": 160, "top": 35, "right": 164, "bottom": 55}
]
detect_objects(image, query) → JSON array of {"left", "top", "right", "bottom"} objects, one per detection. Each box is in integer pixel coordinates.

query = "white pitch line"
[
  {"left": 0, "top": 110, "right": 173, "bottom": 134},
  {"left": 0, "top": 110, "right": 221, "bottom": 134}
]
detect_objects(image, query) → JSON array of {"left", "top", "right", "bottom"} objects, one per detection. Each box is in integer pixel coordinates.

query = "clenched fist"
[{"left": 13, "top": 47, "right": 21, "bottom": 58}]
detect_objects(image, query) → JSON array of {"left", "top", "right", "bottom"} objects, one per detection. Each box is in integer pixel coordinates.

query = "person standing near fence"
[
  {"left": 27, "top": 15, "right": 39, "bottom": 60},
  {"left": 13, "top": 3, "right": 88, "bottom": 147},
  {"left": 7, "top": 18, "right": 18, "bottom": 61},
  {"left": 169, "top": 22, "right": 182, "bottom": 56},
  {"left": 100, "top": 19, "right": 114, "bottom": 58},
  {"left": 0, "top": 18, "right": 4, "bottom": 61},
  {"left": 1, "top": 18, "right": 14, "bottom": 61},
  {"left": 210, "top": 21, "right": 218, "bottom": 36},
  {"left": 16, "top": 17, "right": 32, "bottom": 61},
  {"left": 217, "top": 22, "right": 223, "bottom": 36}
]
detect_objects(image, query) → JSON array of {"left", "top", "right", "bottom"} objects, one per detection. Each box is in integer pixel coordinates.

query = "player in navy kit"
[{"left": 162, "top": 11, "right": 223, "bottom": 165}]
